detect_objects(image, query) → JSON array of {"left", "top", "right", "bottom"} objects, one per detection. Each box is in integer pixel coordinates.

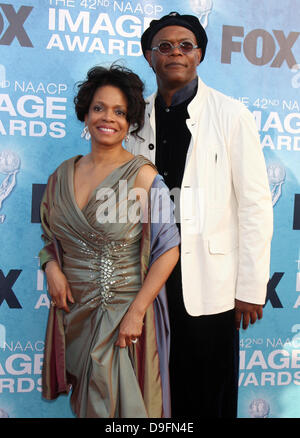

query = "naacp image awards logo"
[{"left": 0, "top": 150, "right": 21, "bottom": 223}]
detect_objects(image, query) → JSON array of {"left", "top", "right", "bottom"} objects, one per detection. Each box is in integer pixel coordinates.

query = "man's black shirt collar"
[{"left": 156, "top": 77, "right": 198, "bottom": 109}]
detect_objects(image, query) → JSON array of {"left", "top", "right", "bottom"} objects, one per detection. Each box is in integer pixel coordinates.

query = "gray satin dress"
[{"left": 39, "top": 154, "right": 179, "bottom": 418}]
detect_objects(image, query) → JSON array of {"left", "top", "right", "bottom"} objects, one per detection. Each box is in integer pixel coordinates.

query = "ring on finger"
[
  {"left": 131, "top": 338, "right": 138, "bottom": 344},
  {"left": 50, "top": 300, "right": 56, "bottom": 307}
]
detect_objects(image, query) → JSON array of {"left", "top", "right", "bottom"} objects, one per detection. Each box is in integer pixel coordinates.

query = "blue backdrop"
[{"left": 0, "top": 0, "right": 299, "bottom": 418}]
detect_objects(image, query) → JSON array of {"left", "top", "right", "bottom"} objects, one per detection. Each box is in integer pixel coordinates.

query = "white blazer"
[{"left": 126, "top": 77, "right": 273, "bottom": 316}]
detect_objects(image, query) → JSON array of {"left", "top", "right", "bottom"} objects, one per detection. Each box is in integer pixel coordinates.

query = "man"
[{"left": 126, "top": 12, "right": 273, "bottom": 418}]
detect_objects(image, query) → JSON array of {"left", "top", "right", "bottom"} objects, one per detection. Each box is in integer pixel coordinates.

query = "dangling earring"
[
  {"left": 81, "top": 125, "right": 91, "bottom": 141},
  {"left": 124, "top": 132, "right": 129, "bottom": 143}
]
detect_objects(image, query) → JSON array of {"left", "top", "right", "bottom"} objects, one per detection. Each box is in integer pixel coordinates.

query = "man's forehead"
[{"left": 151, "top": 26, "right": 197, "bottom": 43}]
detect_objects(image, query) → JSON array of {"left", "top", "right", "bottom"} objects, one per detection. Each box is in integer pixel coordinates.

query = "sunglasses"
[{"left": 151, "top": 40, "right": 199, "bottom": 55}]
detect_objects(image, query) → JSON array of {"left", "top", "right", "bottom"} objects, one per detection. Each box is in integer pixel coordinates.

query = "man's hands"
[{"left": 235, "top": 299, "right": 263, "bottom": 330}]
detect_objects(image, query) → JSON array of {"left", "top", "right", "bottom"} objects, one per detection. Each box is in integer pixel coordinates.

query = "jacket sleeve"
[
  {"left": 38, "top": 171, "right": 59, "bottom": 270},
  {"left": 230, "top": 105, "right": 273, "bottom": 304}
]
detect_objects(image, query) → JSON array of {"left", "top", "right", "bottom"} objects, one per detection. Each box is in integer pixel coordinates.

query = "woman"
[{"left": 39, "top": 64, "right": 180, "bottom": 418}]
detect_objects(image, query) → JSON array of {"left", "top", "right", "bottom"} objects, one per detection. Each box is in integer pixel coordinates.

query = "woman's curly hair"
[{"left": 74, "top": 64, "right": 145, "bottom": 138}]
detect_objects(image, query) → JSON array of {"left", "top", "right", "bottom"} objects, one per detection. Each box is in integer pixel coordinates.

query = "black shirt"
[
  {"left": 155, "top": 78, "right": 198, "bottom": 297},
  {"left": 155, "top": 77, "right": 198, "bottom": 192}
]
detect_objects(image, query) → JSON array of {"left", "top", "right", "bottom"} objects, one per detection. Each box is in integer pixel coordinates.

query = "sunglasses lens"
[
  {"left": 158, "top": 42, "right": 173, "bottom": 54},
  {"left": 156, "top": 41, "right": 196, "bottom": 55},
  {"left": 180, "top": 41, "right": 194, "bottom": 53}
]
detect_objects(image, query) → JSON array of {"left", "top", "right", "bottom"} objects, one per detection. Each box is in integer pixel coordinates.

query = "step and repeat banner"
[{"left": 0, "top": 0, "right": 299, "bottom": 419}]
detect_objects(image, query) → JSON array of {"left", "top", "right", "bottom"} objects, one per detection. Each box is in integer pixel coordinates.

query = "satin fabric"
[{"left": 39, "top": 155, "right": 179, "bottom": 418}]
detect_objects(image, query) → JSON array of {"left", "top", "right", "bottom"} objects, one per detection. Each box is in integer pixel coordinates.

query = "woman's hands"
[
  {"left": 115, "top": 246, "right": 179, "bottom": 348},
  {"left": 115, "top": 307, "right": 144, "bottom": 348},
  {"left": 45, "top": 261, "right": 74, "bottom": 312}
]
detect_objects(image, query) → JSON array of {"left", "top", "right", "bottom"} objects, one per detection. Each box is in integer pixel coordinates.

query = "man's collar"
[{"left": 156, "top": 77, "right": 198, "bottom": 108}]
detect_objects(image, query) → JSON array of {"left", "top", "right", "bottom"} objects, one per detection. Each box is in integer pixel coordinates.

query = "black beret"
[{"left": 141, "top": 11, "right": 208, "bottom": 62}]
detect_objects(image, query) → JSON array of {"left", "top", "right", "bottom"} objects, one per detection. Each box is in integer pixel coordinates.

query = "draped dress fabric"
[{"left": 39, "top": 154, "right": 179, "bottom": 418}]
